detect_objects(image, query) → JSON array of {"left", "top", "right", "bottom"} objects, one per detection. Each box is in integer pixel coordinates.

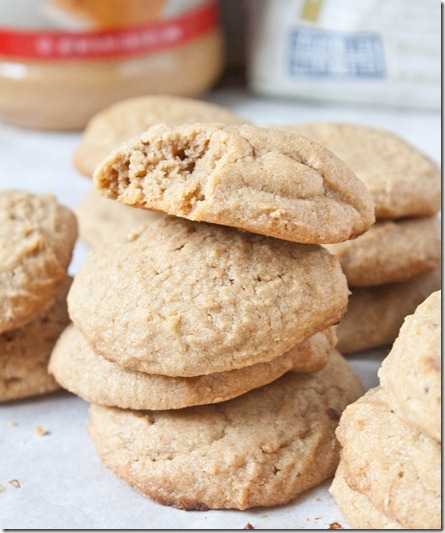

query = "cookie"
[
  {"left": 336, "top": 266, "right": 441, "bottom": 353},
  {"left": 68, "top": 217, "right": 348, "bottom": 377},
  {"left": 77, "top": 187, "right": 164, "bottom": 247},
  {"left": 88, "top": 349, "right": 364, "bottom": 510},
  {"left": 0, "top": 277, "right": 72, "bottom": 402},
  {"left": 324, "top": 215, "right": 441, "bottom": 287},
  {"left": 330, "top": 461, "right": 402, "bottom": 529},
  {"left": 93, "top": 123, "right": 375, "bottom": 244},
  {"left": 378, "top": 290, "right": 441, "bottom": 442},
  {"left": 280, "top": 122, "right": 441, "bottom": 219},
  {"left": 73, "top": 95, "right": 247, "bottom": 177},
  {"left": 337, "top": 387, "right": 441, "bottom": 529},
  {"left": 0, "top": 190, "right": 78, "bottom": 334},
  {"left": 49, "top": 325, "right": 336, "bottom": 410}
]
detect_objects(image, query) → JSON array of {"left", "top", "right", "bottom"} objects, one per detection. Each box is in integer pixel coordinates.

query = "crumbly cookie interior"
[{"left": 103, "top": 128, "right": 222, "bottom": 215}]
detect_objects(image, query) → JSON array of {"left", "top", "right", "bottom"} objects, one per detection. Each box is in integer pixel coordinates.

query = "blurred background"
[{"left": 0, "top": 0, "right": 441, "bottom": 130}]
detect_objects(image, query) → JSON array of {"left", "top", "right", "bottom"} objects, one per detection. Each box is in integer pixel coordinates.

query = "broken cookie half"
[{"left": 93, "top": 123, "right": 375, "bottom": 244}]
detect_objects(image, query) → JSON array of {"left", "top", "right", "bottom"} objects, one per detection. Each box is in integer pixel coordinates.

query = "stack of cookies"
[
  {"left": 330, "top": 290, "right": 441, "bottom": 529},
  {"left": 0, "top": 190, "right": 77, "bottom": 402},
  {"left": 280, "top": 122, "right": 441, "bottom": 353},
  {"left": 73, "top": 95, "right": 248, "bottom": 248},
  {"left": 50, "top": 122, "right": 375, "bottom": 510}
]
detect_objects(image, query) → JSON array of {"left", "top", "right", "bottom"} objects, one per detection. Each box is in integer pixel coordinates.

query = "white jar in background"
[
  {"left": 0, "top": 0, "right": 224, "bottom": 130},
  {"left": 247, "top": 0, "right": 441, "bottom": 110}
]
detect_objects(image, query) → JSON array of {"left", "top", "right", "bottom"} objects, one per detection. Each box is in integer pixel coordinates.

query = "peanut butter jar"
[{"left": 0, "top": 0, "right": 224, "bottom": 130}]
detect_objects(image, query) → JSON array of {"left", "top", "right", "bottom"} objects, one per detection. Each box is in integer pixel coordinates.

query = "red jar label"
[{"left": 0, "top": 1, "right": 218, "bottom": 60}]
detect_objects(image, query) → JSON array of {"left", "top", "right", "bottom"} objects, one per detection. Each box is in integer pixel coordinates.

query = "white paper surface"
[{"left": 0, "top": 88, "right": 440, "bottom": 529}]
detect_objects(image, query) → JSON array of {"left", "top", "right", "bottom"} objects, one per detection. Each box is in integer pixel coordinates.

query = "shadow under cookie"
[{"left": 76, "top": 187, "right": 164, "bottom": 248}]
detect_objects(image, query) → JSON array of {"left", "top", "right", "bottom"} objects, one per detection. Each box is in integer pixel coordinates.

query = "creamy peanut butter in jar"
[{"left": 0, "top": 0, "right": 224, "bottom": 130}]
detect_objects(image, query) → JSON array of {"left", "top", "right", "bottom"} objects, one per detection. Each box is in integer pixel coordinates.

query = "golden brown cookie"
[
  {"left": 330, "top": 461, "right": 402, "bottom": 529},
  {"left": 280, "top": 122, "right": 441, "bottom": 219},
  {"left": 49, "top": 325, "right": 336, "bottom": 410},
  {"left": 88, "top": 349, "right": 364, "bottom": 510},
  {"left": 0, "top": 190, "right": 78, "bottom": 334},
  {"left": 324, "top": 215, "right": 441, "bottom": 287},
  {"left": 0, "top": 277, "right": 72, "bottom": 402},
  {"left": 378, "top": 290, "right": 441, "bottom": 442},
  {"left": 93, "top": 123, "right": 375, "bottom": 244},
  {"left": 68, "top": 217, "right": 349, "bottom": 377},
  {"left": 76, "top": 187, "right": 164, "bottom": 247},
  {"left": 336, "top": 266, "right": 441, "bottom": 353},
  {"left": 337, "top": 386, "right": 441, "bottom": 530},
  {"left": 74, "top": 95, "right": 247, "bottom": 177}
]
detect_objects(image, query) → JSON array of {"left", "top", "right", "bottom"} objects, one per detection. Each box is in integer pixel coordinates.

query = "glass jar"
[{"left": 0, "top": 0, "right": 224, "bottom": 130}]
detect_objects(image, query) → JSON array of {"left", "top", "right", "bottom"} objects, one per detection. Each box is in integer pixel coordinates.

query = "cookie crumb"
[
  {"left": 35, "top": 425, "right": 49, "bottom": 436},
  {"left": 0, "top": 485, "right": 6, "bottom": 493},
  {"left": 7, "top": 420, "right": 17, "bottom": 427},
  {"left": 243, "top": 523, "right": 254, "bottom": 530},
  {"left": 328, "top": 522, "right": 343, "bottom": 529},
  {"left": 9, "top": 479, "right": 20, "bottom": 488}
]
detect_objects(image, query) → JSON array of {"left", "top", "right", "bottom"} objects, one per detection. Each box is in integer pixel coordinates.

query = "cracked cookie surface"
[
  {"left": 336, "top": 386, "right": 441, "bottom": 529},
  {"left": 88, "top": 349, "right": 364, "bottom": 510},
  {"left": 68, "top": 217, "right": 348, "bottom": 376},
  {"left": 94, "top": 123, "right": 375, "bottom": 244},
  {"left": 378, "top": 290, "right": 441, "bottom": 441},
  {"left": 280, "top": 122, "right": 441, "bottom": 219},
  {"left": 330, "top": 461, "right": 402, "bottom": 529},
  {"left": 0, "top": 190, "right": 78, "bottom": 334}
]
